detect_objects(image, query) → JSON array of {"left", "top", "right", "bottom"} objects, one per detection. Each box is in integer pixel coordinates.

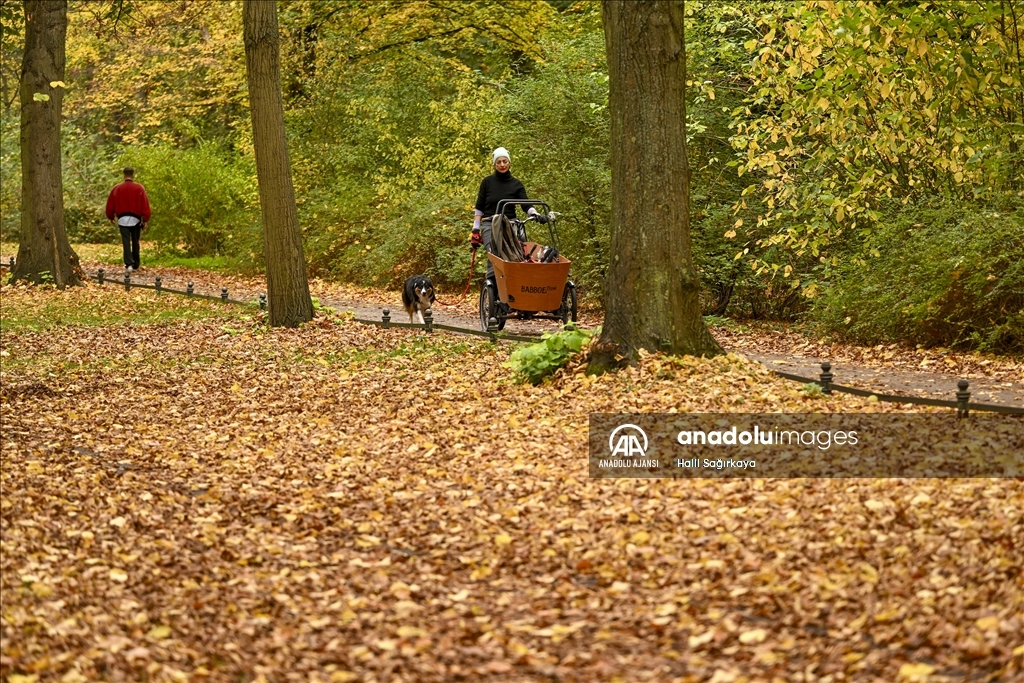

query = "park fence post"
[
  {"left": 221, "top": 287, "right": 228, "bottom": 302},
  {"left": 187, "top": 282, "right": 194, "bottom": 296},
  {"left": 155, "top": 276, "right": 162, "bottom": 294},
  {"left": 488, "top": 316, "right": 498, "bottom": 342},
  {"left": 97, "top": 268, "right": 105, "bottom": 285},
  {"left": 819, "top": 362, "right": 833, "bottom": 395},
  {"left": 259, "top": 293, "right": 267, "bottom": 311},
  {"left": 956, "top": 380, "right": 971, "bottom": 419},
  {"left": 382, "top": 308, "right": 390, "bottom": 329},
  {"left": 424, "top": 308, "right": 433, "bottom": 333},
  {"left": 124, "top": 270, "right": 130, "bottom": 291},
  {"left": 7, "top": 257, "right": 13, "bottom": 270}
]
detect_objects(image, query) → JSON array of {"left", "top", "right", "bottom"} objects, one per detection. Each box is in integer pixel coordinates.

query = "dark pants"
[
  {"left": 481, "top": 218, "right": 494, "bottom": 279},
  {"left": 119, "top": 224, "right": 141, "bottom": 269}
]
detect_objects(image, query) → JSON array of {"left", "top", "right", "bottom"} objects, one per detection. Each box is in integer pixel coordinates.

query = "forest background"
[{"left": 0, "top": 0, "right": 1021, "bottom": 353}]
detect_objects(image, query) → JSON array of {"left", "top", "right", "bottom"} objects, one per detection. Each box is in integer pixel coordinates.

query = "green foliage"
[
  {"left": 505, "top": 324, "right": 597, "bottom": 385},
  {"left": 64, "top": 1, "right": 248, "bottom": 148},
  {"left": 810, "top": 203, "right": 1024, "bottom": 353},
  {"left": 121, "top": 143, "right": 261, "bottom": 261},
  {"left": 732, "top": 1, "right": 1024, "bottom": 280},
  {"left": 0, "top": 112, "right": 18, "bottom": 242},
  {"left": 62, "top": 126, "right": 122, "bottom": 243}
]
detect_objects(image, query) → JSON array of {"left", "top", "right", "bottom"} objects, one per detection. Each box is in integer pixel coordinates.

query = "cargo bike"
[{"left": 479, "top": 199, "right": 578, "bottom": 331}]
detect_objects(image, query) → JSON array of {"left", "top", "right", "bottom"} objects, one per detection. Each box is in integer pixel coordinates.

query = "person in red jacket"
[{"left": 105, "top": 167, "right": 152, "bottom": 272}]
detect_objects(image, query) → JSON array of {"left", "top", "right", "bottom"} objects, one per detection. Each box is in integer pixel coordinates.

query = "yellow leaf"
[
  {"left": 975, "top": 616, "right": 999, "bottom": 631},
  {"left": 630, "top": 531, "right": 650, "bottom": 544},
  {"left": 8, "top": 675, "right": 40, "bottom": 683},
  {"left": 654, "top": 603, "right": 677, "bottom": 617},
  {"left": 494, "top": 533, "right": 512, "bottom": 546},
  {"left": 898, "top": 662, "right": 934, "bottom": 679},
  {"left": 110, "top": 516, "right": 127, "bottom": 528},
  {"left": 330, "top": 673, "right": 358, "bottom": 682},
  {"left": 147, "top": 625, "right": 172, "bottom": 639},
  {"left": 109, "top": 569, "right": 128, "bottom": 583},
  {"left": 739, "top": 628, "right": 767, "bottom": 644},
  {"left": 30, "top": 582, "right": 53, "bottom": 598},
  {"left": 688, "top": 629, "right": 714, "bottom": 647},
  {"left": 817, "top": 97, "right": 830, "bottom": 112},
  {"left": 355, "top": 535, "right": 380, "bottom": 547},
  {"left": 397, "top": 626, "right": 428, "bottom": 638},
  {"left": 874, "top": 608, "right": 902, "bottom": 622},
  {"left": 724, "top": 230, "right": 737, "bottom": 239}
]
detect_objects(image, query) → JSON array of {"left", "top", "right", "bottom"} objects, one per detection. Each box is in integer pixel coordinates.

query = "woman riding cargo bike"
[{"left": 472, "top": 147, "right": 577, "bottom": 331}]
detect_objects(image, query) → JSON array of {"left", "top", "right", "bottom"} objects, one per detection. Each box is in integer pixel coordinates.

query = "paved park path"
[{"left": 11, "top": 258, "right": 1024, "bottom": 407}]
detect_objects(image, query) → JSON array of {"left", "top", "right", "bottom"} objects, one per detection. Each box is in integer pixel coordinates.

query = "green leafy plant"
[
  {"left": 801, "top": 382, "right": 823, "bottom": 397},
  {"left": 809, "top": 202, "right": 1024, "bottom": 353},
  {"left": 504, "top": 325, "right": 597, "bottom": 385}
]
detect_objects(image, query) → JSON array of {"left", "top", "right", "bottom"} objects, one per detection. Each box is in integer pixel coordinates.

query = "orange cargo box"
[{"left": 488, "top": 243, "right": 571, "bottom": 311}]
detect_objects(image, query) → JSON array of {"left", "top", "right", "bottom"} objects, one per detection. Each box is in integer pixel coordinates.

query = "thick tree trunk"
[
  {"left": 14, "top": 0, "right": 81, "bottom": 287},
  {"left": 591, "top": 0, "right": 721, "bottom": 370},
  {"left": 243, "top": 0, "right": 313, "bottom": 327}
]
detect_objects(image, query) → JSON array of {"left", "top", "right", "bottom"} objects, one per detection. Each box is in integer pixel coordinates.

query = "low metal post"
[
  {"left": 259, "top": 293, "right": 267, "bottom": 311},
  {"left": 8, "top": 256, "right": 14, "bottom": 269},
  {"left": 424, "top": 308, "right": 433, "bottom": 333},
  {"left": 221, "top": 287, "right": 228, "bottom": 302},
  {"left": 187, "top": 281, "right": 194, "bottom": 296},
  {"left": 154, "top": 276, "right": 162, "bottom": 294},
  {"left": 382, "top": 308, "right": 390, "bottom": 329},
  {"left": 97, "top": 268, "right": 105, "bottom": 285},
  {"left": 956, "top": 379, "right": 971, "bottom": 419},
  {"left": 124, "top": 270, "right": 131, "bottom": 291},
  {"left": 819, "top": 362, "right": 834, "bottom": 395},
  {"left": 488, "top": 316, "right": 498, "bottom": 342}
]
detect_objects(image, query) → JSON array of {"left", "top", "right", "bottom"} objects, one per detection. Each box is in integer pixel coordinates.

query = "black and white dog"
[{"left": 402, "top": 275, "right": 436, "bottom": 324}]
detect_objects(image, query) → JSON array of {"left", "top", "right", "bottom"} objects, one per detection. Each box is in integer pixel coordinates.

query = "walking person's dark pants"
[
  {"left": 119, "top": 223, "right": 141, "bottom": 269},
  {"left": 481, "top": 218, "right": 495, "bottom": 279}
]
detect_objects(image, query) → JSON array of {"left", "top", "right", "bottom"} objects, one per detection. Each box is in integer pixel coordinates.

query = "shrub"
[
  {"left": 120, "top": 143, "right": 261, "bottom": 260},
  {"left": 810, "top": 202, "right": 1024, "bottom": 353},
  {"left": 63, "top": 127, "right": 122, "bottom": 244},
  {"left": 505, "top": 325, "right": 597, "bottom": 385}
]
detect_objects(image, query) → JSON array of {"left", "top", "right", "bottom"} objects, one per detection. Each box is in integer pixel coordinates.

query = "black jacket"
[{"left": 475, "top": 170, "right": 528, "bottom": 219}]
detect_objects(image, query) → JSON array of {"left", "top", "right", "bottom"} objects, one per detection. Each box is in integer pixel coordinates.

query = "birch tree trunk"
[
  {"left": 243, "top": 0, "right": 313, "bottom": 327},
  {"left": 592, "top": 0, "right": 721, "bottom": 370},
  {"left": 14, "top": 0, "right": 81, "bottom": 287}
]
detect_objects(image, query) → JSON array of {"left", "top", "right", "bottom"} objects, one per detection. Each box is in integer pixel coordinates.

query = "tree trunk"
[
  {"left": 591, "top": 0, "right": 721, "bottom": 370},
  {"left": 13, "top": 0, "right": 81, "bottom": 288},
  {"left": 243, "top": 0, "right": 313, "bottom": 327}
]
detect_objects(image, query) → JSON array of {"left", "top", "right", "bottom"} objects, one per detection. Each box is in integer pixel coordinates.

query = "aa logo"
[{"left": 608, "top": 424, "right": 648, "bottom": 458}]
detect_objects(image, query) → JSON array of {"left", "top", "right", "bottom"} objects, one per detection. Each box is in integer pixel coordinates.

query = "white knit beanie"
[{"left": 492, "top": 147, "right": 510, "bottom": 165}]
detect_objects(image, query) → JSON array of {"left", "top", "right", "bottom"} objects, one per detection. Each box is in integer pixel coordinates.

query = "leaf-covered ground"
[{"left": 2, "top": 282, "right": 1022, "bottom": 683}]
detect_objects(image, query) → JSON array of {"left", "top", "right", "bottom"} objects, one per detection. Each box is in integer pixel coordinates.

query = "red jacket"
[{"left": 105, "top": 180, "right": 152, "bottom": 222}]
